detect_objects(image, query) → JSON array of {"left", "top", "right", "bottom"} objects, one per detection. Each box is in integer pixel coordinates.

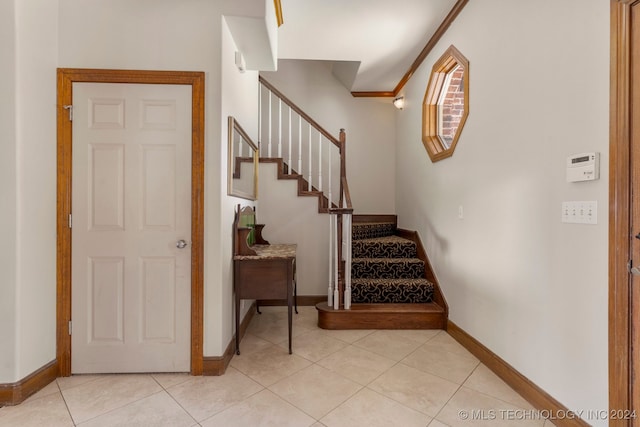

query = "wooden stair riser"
[
  {"left": 260, "top": 157, "right": 335, "bottom": 214},
  {"left": 316, "top": 302, "right": 446, "bottom": 329}
]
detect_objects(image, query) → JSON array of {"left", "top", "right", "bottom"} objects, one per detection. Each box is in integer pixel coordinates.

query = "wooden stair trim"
[
  {"left": 396, "top": 228, "right": 449, "bottom": 315},
  {"left": 352, "top": 214, "right": 398, "bottom": 228},
  {"left": 259, "top": 157, "right": 335, "bottom": 213},
  {"left": 316, "top": 302, "right": 446, "bottom": 329}
]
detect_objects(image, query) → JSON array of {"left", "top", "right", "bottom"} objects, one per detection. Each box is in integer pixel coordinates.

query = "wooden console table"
[{"left": 233, "top": 206, "right": 296, "bottom": 355}]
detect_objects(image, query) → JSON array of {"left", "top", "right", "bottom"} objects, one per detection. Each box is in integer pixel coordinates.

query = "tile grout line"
[
  {"left": 308, "top": 330, "right": 441, "bottom": 423},
  {"left": 56, "top": 378, "right": 79, "bottom": 426},
  {"left": 430, "top": 362, "right": 482, "bottom": 425},
  {"left": 342, "top": 329, "right": 478, "bottom": 425},
  {"left": 357, "top": 338, "right": 452, "bottom": 424},
  {"left": 57, "top": 310, "right": 519, "bottom": 426},
  {"left": 72, "top": 388, "right": 168, "bottom": 426},
  {"left": 150, "top": 375, "right": 200, "bottom": 426},
  {"left": 53, "top": 380, "right": 78, "bottom": 427}
]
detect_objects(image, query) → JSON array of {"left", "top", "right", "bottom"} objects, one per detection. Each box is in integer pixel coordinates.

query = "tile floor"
[{"left": 0, "top": 306, "right": 558, "bottom": 427}]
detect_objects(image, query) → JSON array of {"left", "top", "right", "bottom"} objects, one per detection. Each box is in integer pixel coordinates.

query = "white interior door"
[{"left": 71, "top": 83, "right": 192, "bottom": 373}]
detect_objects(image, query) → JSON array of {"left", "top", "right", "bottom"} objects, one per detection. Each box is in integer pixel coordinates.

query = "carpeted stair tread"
[
  {"left": 352, "top": 258, "right": 425, "bottom": 279},
  {"left": 351, "top": 278, "right": 434, "bottom": 303},
  {"left": 352, "top": 235, "right": 417, "bottom": 259},
  {"left": 352, "top": 222, "right": 396, "bottom": 240}
]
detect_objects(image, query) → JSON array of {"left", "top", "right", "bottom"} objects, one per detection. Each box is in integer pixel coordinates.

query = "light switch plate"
[{"left": 562, "top": 201, "right": 597, "bottom": 224}]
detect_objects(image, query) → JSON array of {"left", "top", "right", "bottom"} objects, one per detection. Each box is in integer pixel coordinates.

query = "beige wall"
[
  {"left": 0, "top": 0, "right": 269, "bottom": 382},
  {"left": 219, "top": 17, "right": 260, "bottom": 354},
  {"left": 58, "top": 0, "right": 269, "bottom": 358},
  {"left": 1, "top": 6, "right": 612, "bottom": 418},
  {"left": 395, "top": 0, "right": 608, "bottom": 422},
  {"left": 0, "top": 0, "right": 18, "bottom": 382},
  {"left": 257, "top": 162, "right": 332, "bottom": 296},
  {"left": 59, "top": 0, "right": 230, "bottom": 358},
  {"left": 0, "top": 0, "right": 59, "bottom": 383}
]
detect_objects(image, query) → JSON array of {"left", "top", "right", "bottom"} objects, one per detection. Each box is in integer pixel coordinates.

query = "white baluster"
[
  {"left": 328, "top": 144, "right": 332, "bottom": 208},
  {"left": 318, "top": 133, "right": 323, "bottom": 192},
  {"left": 344, "top": 213, "right": 352, "bottom": 310},
  {"left": 268, "top": 91, "right": 272, "bottom": 157},
  {"left": 288, "top": 107, "right": 292, "bottom": 173},
  {"left": 298, "top": 115, "right": 302, "bottom": 174},
  {"left": 278, "top": 98, "right": 282, "bottom": 158},
  {"left": 258, "top": 84, "right": 262, "bottom": 156},
  {"left": 308, "top": 125, "right": 312, "bottom": 191},
  {"left": 328, "top": 214, "right": 333, "bottom": 307},
  {"left": 333, "top": 214, "right": 339, "bottom": 310},
  {"left": 237, "top": 135, "right": 243, "bottom": 158}
]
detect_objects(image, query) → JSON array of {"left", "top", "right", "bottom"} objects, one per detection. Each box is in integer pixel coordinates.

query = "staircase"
[
  {"left": 351, "top": 220, "right": 434, "bottom": 304},
  {"left": 256, "top": 77, "right": 447, "bottom": 329},
  {"left": 316, "top": 215, "right": 448, "bottom": 329}
]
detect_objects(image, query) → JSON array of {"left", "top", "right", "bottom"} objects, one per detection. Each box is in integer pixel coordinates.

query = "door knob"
[{"left": 176, "top": 239, "right": 188, "bottom": 249}]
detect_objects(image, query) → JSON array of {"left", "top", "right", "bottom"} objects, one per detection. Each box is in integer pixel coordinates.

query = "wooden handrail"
[
  {"left": 330, "top": 179, "right": 353, "bottom": 212},
  {"left": 259, "top": 76, "right": 341, "bottom": 147},
  {"left": 329, "top": 208, "right": 354, "bottom": 215}
]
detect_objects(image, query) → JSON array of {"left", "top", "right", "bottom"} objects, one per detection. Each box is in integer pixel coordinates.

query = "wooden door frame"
[
  {"left": 610, "top": 0, "right": 637, "bottom": 421},
  {"left": 56, "top": 68, "right": 205, "bottom": 376}
]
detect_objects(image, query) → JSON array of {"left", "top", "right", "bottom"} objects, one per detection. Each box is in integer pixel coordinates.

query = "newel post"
[{"left": 339, "top": 129, "right": 346, "bottom": 206}]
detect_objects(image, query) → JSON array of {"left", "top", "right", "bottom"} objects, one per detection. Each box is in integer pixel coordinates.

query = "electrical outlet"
[{"left": 458, "top": 205, "right": 464, "bottom": 219}]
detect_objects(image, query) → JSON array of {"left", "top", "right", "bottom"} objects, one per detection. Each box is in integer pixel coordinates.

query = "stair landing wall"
[{"left": 257, "top": 162, "right": 330, "bottom": 296}]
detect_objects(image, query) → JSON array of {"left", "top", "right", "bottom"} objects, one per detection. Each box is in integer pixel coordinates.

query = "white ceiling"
[{"left": 277, "top": 0, "right": 458, "bottom": 92}]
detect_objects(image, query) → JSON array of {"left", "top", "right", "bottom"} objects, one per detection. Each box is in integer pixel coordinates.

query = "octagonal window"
[{"left": 422, "top": 45, "right": 469, "bottom": 162}]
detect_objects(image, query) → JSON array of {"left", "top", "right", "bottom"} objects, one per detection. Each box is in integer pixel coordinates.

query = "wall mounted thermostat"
[{"left": 566, "top": 152, "right": 599, "bottom": 182}]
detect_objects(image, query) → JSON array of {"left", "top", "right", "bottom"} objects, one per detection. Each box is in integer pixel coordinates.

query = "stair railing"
[
  {"left": 258, "top": 76, "right": 353, "bottom": 309},
  {"left": 259, "top": 77, "right": 343, "bottom": 207}
]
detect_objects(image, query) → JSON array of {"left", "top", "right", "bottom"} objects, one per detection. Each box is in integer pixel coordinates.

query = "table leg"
[
  {"left": 294, "top": 278, "right": 298, "bottom": 314},
  {"left": 293, "top": 260, "right": 298, "bottom": 314},
  {"left": 235, "top": 295, "right": 241, "bottom": 355},
  {"left": 288, "top": 260, "right": 293, "bottom": 354},
  {"left": 288, "top": 296, "right": 292, "bottom": 354}
]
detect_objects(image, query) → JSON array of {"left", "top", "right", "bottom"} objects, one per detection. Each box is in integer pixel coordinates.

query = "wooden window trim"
[{"left": 422, "top": 45, "right": 469, "bottom": 162}]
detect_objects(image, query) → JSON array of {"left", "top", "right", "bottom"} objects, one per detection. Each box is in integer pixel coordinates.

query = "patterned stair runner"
[{"left": 351, "top": 222, "right": 434, "bottom": 304}]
